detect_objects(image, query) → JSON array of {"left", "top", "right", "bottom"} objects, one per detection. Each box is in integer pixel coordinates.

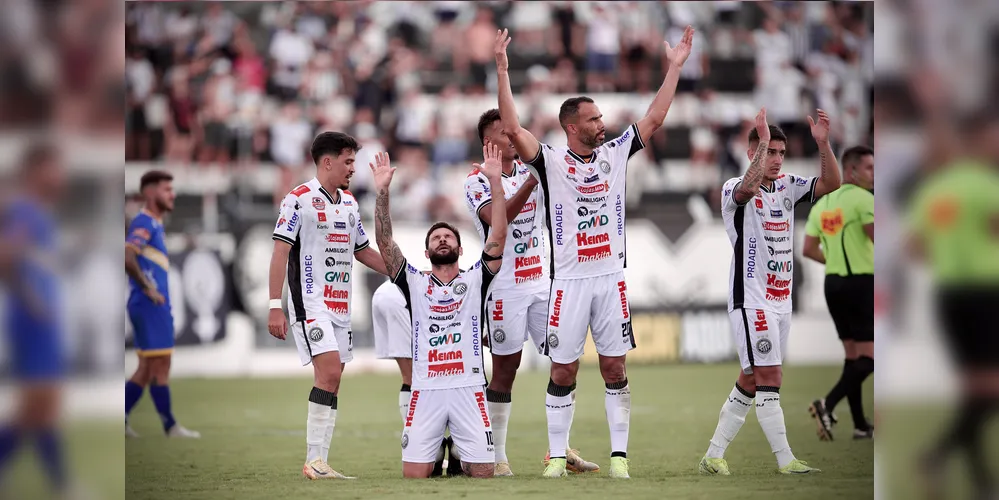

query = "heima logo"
[
  {"left": 617, "top": 281, "right": 629, "bottom": 319},
  {"left": 766, "top": 274, "right": 791, "bottom": 288},
  {"left": 576, "top": 232, "right": 610, "bottom": 247},
  {"left": 515, "top": 255, "right": 540, "bottom": 268},
  {"left": 577, "top": 214, "right": 609, "bottom": 231},
  {"left": 428, "top": 349, "right": 463, "bottom": 362},
  {"left": 326, "top": 233, "right": 350, "bottom": 243},
  {"left": 474, "top": 391, "right": 491, "bottom": 428},
  {"left": 754, "top": 309, "right": 768, "bottom": 332},
  {"left": 492, "top": 300, "right": 503, "bottom": 321},
  {"left": 430, "top": 300, "right": 462, "bottom": 314},
  {"left": 521, "top": 201, "right": 536, "bottom": 214},
  {"left": 429, "top": 332, "right": 461, "bottom": 346},
  {"left": 549, "top": 289, "right": 564, "bottom": 327},
  {"left": 766, "top": 260, "right": 792, "bottom": 272},
  {"left": 323, "top": 286, "right": 348, "bottom": 313},
  {"left": 405, "top": 390, "right": 419, "bottom": 427},
  {"left": 514, "top": 237, "right": 540, "bottom": 254},
  {"left": 762, "top": 221, "right": 789, "bottom": 231}
]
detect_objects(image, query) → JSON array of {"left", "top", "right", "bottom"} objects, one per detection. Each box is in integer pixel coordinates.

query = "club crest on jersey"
[
  {"left": 756, "top": 338, "right": 772, "bottom": 354},
  {"left": 454, "top": 282, "right": 468, "bottom": 296},
  {"left": 349, "top": 213, "right": 356, "bottom": 228},
  {"left": 599, "top": 160, "right": 611, "bottom": 174},
  {"left": 308, "top": 327, "right": 324, "bottom": 342},
  {"left": 312, "top": 197, "right": 326, "bottom": 210},
  {"left": 564, "top": 155, "right": 576, "bottom": 166},
  {"left": 493, "top": 329, "right": 506, "bottom": 344},
  {"left": 783, "top": 198, "right": 792, "bottom": 212}
]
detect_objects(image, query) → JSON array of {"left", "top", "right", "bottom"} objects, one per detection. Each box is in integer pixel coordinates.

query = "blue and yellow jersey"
[
  {"left": 2, "top": 197, "right": 61, "bottom": 327},
  {"left": 126, "top": 210, "right": 170, "bottom": 308}
]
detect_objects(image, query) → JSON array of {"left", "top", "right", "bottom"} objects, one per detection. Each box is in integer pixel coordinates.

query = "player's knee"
[
  {"left": 598, "top": 357, "right": 626, "bottom": 384},
  {"left": 550, "top": 363, "right": 576, "bottom": 386},
  {"left": 402, "top": 464, "right": 432, "bottom": 479},
  {"left": 753, "top": 366, "right": 782, "bottom": 387},
  {"left": 467, "top": 463, "right": 495, "bottom": 478}
]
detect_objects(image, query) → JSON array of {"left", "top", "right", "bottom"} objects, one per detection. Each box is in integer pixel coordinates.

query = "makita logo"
[
  {"left": 492, "top": 300, "right": 503, "bottom": 321},
  {"left": 514, "top": 236, "right": 540, "bottom": 254},
  {"left": 762, "top": 221, "right": 789, "bottom": 231},
  {"left": 766, "top": 287, "right": 790, "bottom": 301},
  {"left": 554, "top": 204, "right": 564, "bottom": 246},
  {"left": 324, "top": 286, "right": 348, "bottom": 299},
  {"left": 577, "top": 232, "right": 610, "bottom": 247},
  {"left": 577, "top": 182, "right": 607, "bottom": 194},
  {"left": 577, "top": 214, "right": 609, "bottom": 231},
  {"left": 429, "top": 332, "right": 461, "bottom": 346},
  {"left": 405, "top": 390, "right": 420, "bottom": 427},
  {"left": 617, "top": 281, "right": 629, "bottom": 320},
  {"left": 766, "top": 274, "right": 791, "bottom": 288},
  {"left": 304, "top": 255, "right": 314, "bottom": 295},
  {"left": 324, "top": 300, "right": 348, "bottom": 314},
  {"left": 428, "top": 349, "right": 463, "bottom": 362},
  {"left": 427, "top": 362, "right": 463, "bottom": 378},
  {"left": 430, "top": 300, "right": 462, "bottom": 314},
  {"left": 515, "top": 255, "right": 541, "bottom": 268},
  {"left": 514, "top": 267, "right": 543, "bottom": 283},
  {"left": 578, "top": 245, "right": 612, "bottom": 262},
  {"left": 521, "top": 201, "right": 536, "bottom": 214},
  {"left": 549, "top": 289, "right": 564, "bottom": 327},
  {"left": 326, "top": 233, "right": 350, "bottom": 243}
]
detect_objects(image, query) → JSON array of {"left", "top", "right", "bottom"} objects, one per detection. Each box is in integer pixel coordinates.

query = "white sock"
[
  {"left": 399, "top": 387, "right": 411, "bottom": 424},
  {"left": 755, "top": 388, "right": 795, "bottom": 468},
  {"left": 321, "top": 408, "right": 337, "bottom": 463},
  {"left": 486, "top": 390, "right": 512, "bottom": 463},
  {"left": 546, "top": 380, "right": 573, "bottom": 458},
  {"left": 306, "top": 401, "right": 332, "bottom": 463},
  {"left": 566, "top": 390, "right": 576, "bottom": 449},
  {"left": 604, "top": 380, "right": 631, "bottom": 455},
  {"left": 706, "top": 384, "right": 754, "bottom": 459}
]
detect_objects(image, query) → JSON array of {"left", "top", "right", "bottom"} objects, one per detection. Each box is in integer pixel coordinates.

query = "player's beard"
[
  {"left": 581, "top": 131, "right": 603, "bottom": 148},
  {"left": 156, "top": 197, "right": 173, "bottom": 213},
  {"left": 429, "top": 246, "right": 459, "bottom": 266}
]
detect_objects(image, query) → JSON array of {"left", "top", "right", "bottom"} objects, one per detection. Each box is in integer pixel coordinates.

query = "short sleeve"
[
  {"left": 463, "top": 173, "right": 492, "bottom": 224},
  {"left": 855, "top": 190, "right": 875, "bottom": 226},
  {"left": 126, "top": 215, "right": 153, "bottom": 250},
  {"left": 721, "top": 177, "right": 744, "bottom": 212},
  {"left": 272, "top": 194, "right": 303, "bottom": 245},
  {"left": 805, "top": 204, "right": 822, "bottom": 237},
  {"left": 354, "top": 213, "right": 370, "bottom": 252},
  {"left": 525, "top": 143, "right": 550, "bottom": 171},
  {"left": 606, "top": 123, "right": 645, "bottom": 161},
  {"left": 391, "top": 258, "right": 423, "bottom": 306},
  {"left": 788, "top": 174, "right": 818, "bottom": 207}
]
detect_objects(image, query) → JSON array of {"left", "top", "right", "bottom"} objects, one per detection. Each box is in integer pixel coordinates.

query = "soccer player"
[
  {"left": 698, "top": 107, "right": 841, "bottom": 475},
  {"left": 0, "top": 143, "right": 71, "bottom": 494},
  {"left": 493, "top": 26, "right": 694, "bottom": 479},
  {"left": 803, "top": 145, "right": 875, "bottom": 441},
  {"left": 463, "top": 109, "right": 599, "bottom": 476},
  {"left": 371, "top": 279, "right": 414, "bottom": 423},
  {"left": 370, "top": 145, "right": 505, "bottom": 479},
  {"left": 267, "top": 131, "right": 388, "bottom": 480},
  {"left": 125, "top": 170, "right": 201, "bottom": 439}
]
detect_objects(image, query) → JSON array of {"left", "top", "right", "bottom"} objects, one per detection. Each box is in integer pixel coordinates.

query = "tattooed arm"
[
  {"left": 476, "top": 143, "right": 506, "bottom": 275},
  {"left": 808, "top": 109, "right": 842, "bottom": 199},
  {"left": 369, "top": 152, "right": 407, "bottom": 278},
  {"left": 733, "top": 108, "right": 771, "bottom": 205}
]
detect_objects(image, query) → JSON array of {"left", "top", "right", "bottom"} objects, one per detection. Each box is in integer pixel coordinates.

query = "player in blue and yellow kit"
[
  {"left": 0, "top": 143, "right": 70, "bottom": 493},
  {"left": 124, "top": 170, "right": 200, "bottom": 438}
]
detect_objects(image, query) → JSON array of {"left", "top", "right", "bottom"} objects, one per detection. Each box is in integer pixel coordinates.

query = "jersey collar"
[
  {"left": 430, "top": 271, "right": 459, "bottom": 287},
  {"left": 140, "top": 208, "right": 163, "bottom": 224},
  {"left": 318, "top": 185, "right": 340, "bottom": 205},
  {"left": 567, "top": 149, "right": 596, "bottom": 164}
]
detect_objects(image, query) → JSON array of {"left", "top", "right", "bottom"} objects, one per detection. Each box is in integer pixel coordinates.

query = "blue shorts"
[
  {"left": 6, "top": 314, "right": 65, "bottom": 381},
  {"left": 128, "top": 303, "right": 175, "bottom": 357}
]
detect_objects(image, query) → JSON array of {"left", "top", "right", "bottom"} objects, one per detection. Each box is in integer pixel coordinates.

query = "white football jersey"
[
  {"left": 721, "top": 173, "right": 818, "bottom": 314},
  {"left": 463, "top": 161, "right": 548, "bottom": 292},
  {"left": 272, "top": 178, "right": 369, "bottom": 327},
  {"left": 525, "top": 124, "right": 644, "bottom": 279},
  {"left": 392, "top": 257, "right": 495, "bottom": 390}
]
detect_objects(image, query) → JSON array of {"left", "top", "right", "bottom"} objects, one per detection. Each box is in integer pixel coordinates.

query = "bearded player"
[
  {"left": 698, "top": 107, "right": 841, "bottom": 475},
  {"left": 463, "top": 109, "right": 599, "bottom": 476},
  {"left": 494, "top": 26, "right": 694, "bottom": 478}
]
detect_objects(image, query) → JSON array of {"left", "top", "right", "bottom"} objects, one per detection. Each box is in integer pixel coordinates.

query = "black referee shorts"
[
  {"left": 937, "top": 286, "right": 999, "bottom": 368},
  {"left": 824, "top": 274, "right": 874, "bottom": 342}
]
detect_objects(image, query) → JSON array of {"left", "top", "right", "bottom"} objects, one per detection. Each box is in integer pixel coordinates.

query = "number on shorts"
[
  {"left": 621, "top": 321, "right": 633, "bottom": 340},
  {"left": 485, "top": 431, "right": 494, "bottom": 446},
  {"left": 348, "top": 330, "right": 353, "bottom": 347}
]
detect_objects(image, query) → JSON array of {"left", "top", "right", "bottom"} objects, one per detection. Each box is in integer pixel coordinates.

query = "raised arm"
[
  {"left": 475, "top": 143, "right": 507, "bottom": 274},
  {"left": 494, "top": 29, "right": 541, "bottom": 164},
  {"left": 807, "top": 109, "right": 843, "bottom": 198},
  {"left": 733, "top": 108, "right": 772, "bottom": 205},
  {"left": 370, "top": 152, "right": 407, "bottom": 278},
  {"left": 479, "top": 173, "right": 538, "bottom": 227},
  {"left": 636, "top": 25, "right": 694, "bottom": 145}
]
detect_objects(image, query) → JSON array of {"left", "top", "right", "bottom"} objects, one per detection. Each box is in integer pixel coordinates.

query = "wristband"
[{"left": 269, "top": 299, "right": 283, "bottom": 310}]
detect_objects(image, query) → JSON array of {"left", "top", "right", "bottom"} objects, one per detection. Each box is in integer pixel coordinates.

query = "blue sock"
[
  {"left": 149, "top": 385, "right": 177, "bottom": 432},
  {"left": 125, "top": 381, "right": 144, "bottom": 420},
  {"left": 0, "top": 426, "right": 21, "bottom": 471},
  {"left": 35, "top": 429, "right": 65, "bottom": 489}
]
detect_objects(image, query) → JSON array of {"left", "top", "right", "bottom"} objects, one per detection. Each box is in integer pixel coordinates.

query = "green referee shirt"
[
  {"left": 907, "top": 160, "right": 999, "bottom": 286},
  {"left": 806, "top": 183, "right": 874, "bottom": 276}
]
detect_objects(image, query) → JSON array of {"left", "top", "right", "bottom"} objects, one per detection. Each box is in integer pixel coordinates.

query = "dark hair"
[
  {"left": 477, "top": 109, "right": 502, "bottom": 145},
  {"left": 425, "top": 221, "right": 461, "bottom": 249},
  {"left": 310, "top": 131, "right": 361, "bottom": 165},
  {"left": 748, "top": 125, "right": 787, "bottom": 147},
  {"left": 558, "top": 96, "right": 595, "bottom": 130},
  {"left": 841, "top": 145, "right": 873, "bottom": 170},
  {"left": 20, "top": 142, "right": 58, "bottom": 174},
  {"left": 140, "top": 170, "right": 174, "bottom": 191}
]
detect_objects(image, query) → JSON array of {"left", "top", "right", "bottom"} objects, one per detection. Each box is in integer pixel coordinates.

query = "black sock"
[
  {"left": 848, "top": 356, "right": 874, "bottom": 429},
  {"left": 824, "top": 359, "right": 855, "bottom": 413},
  {"left": 952, "top": 398, "right": 996, "bottom": 490}
]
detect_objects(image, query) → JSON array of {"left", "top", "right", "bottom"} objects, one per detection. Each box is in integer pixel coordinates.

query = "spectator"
[
  {"left": 460, "top": 6, "right": 498, "bottom": 94},
  {"left": 165, "top": 70, "right": 195, "bottom": 163},
  {"left": 584, "top": 2, "right": 620, "bottom": 92},
  {"left": 201, "top": 3, "right": 240, "bottom": 54},
  {"left": 618, "top": 2, "right": 659, "bottom": 93},
  {"left": 430, "top": 84, "right": 470, "bottom": 176},
  {"left": 268, "top": 18, "right": 314, "bottom": 101},
  {"left": 126, "top": 46, "right": 155, "bottom": 160},
  {"left": 269, "top": 102, "right": 314, "bottom": 205},
  {"left": 198, "top": 58, "right": 236, "bottom": 165},
  {"left": 550, "top": 57, "right": 580, "bottom": 94},
  {"left": 505, "top": 1, "right": 552, "bottom": 57}
]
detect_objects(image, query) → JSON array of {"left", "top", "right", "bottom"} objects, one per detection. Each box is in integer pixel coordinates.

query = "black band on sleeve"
[
  {"left": 628, "top": 123, "right": 645, "bottom": 158},
  {"left": 272, "top": 233, "right": 295, "bottom": 245},
  {"left": 526, "top": 144, "right": 546, "bottom": 169},
  {"left": 481, "top": 251, "right": 503, "bottom": 262}
]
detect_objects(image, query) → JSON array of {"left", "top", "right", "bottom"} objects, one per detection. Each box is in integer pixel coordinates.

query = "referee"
[{"left": 802, "top": 145, "right": 875, "bottom": 441}]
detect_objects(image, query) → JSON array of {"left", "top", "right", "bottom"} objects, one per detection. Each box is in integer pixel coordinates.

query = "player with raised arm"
[
  {"left": 698, "top": 107, "right": 841, "bottom": 476},
  {"left": 267, "top": 131, "right": 388, "bottom": 480},
  {"left": 372, "top": 145, "right": 506, "bottom": 479},
  {"left": 125, "top": 170, "right": 201, "bottom": 440},
  {"left": 464, "top": 109, "right": 599, "bottom": 476},
  {"left": 493, "top": 26, "right": 694, "bottom": 479}
]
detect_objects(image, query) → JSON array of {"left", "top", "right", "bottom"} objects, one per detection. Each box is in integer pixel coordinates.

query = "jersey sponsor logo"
[
  {"left": 326, "top": 233, "right": 350, "bottom": 243},
  {"left": 746, "top": 237, "right": 758, "bottom": 279},
  {"left": 796, "top": 177, "right": 808, "bottom": 186},
  {"left": 762, "top": 221, "right": 789, "bottom": 231},
  {"left": 521, "top": 201, "right": 536, "bottom": 214},
  {"left": 276, "top": 217, "right": 286, "bottom": 229},
  {"left": 475, "top": 391, "right": 491, "bottom": 428},
  {"left": 753, "top": 309, "right": 768, "bottom": 332},
  {"left": 429, "top": 332, "right": 462, "bottom": 346},
  {"left": 429, "top": 314, "right": 455, "bottom": 321},
  {"left": 578, "top": 206, "right": 589, "bottom": 216},
  {"left": 615, "top": 130, "right": 631, "bottom": 146},
  {"left": 576, "top": 196, "right": 607, "bottom": 203},
  {"left": 472, "top": 315, "right": 481, "bottom": 357},
  {"left": 313, "top": 197, "right": 326, "bottom": 210},
  {"left": 577, "top": 181, "right": 609, "bottom": 195},
  {"left": 617, "top": 281, "right": 629, "bottom": 320},
  {"left": 764, "top": 235, "right": 788, "bottom": 243},
  {"left": 554, "top": 204, "right": 564, "bottom": 246},
  {"left": 430, "top": 300, "right": 462, "bottom": 314},
  {"left": 428, "top": 349, "right": 462, "bottom": 362},
  {"left": 549, "top": 289, "right": 564, "bottom": 327},
  {"left": 770, "top": 210, "right": 783, "bottom": 218},
  {"left": 576, "top": 232, "right": 612, "bottom": 262},
  {"left": 286, "top": 212, "right": 300, "bottom": 233},
  {"left": 318, "top": 212, "right": 327, "bottom": 222},
  {"left": 325, "top": 271, "right": 350, "bottom": 283},
  {"left": 326, "top": 247, "right": 348, "bottom": 253},
  {"left": 512, "top": 217, "right": 534, "bottom": 226},
  {"left": 767, "top": 260, "right": 792, "bottom": 272},
  {"left": 515, "top": 255, "right": 541, "bottom": 268},
  {"left": 777, "top": 184, "right": 786, "bottom": 192},
  {"left": 584, "top": 174, "right": 600, "bottom": 183},
  {"left": 515, "top": 267, "right": 543, "bottom": 283},
  {"left": 820, "top": 208, "right": 844, "bottom": 235},
  {"left": 512, "top": 229, "right": 523, "bottom": 239},
  {"left": 755, "top": 198, "right": 763, "bottom": 209},
  {"left": 765, "top": 273, "right": 791, "bottom": 301},
  {"left": 404, "top": 390, "right": 419, "bottom": 427},
  {"left": 304, "top": 255, "right": 315, "bottom": 294},
  {"left": 616, "top": 195, "right": 624, "bottom": 236},
  {"left": 492, "top": 299, "right": 503, "bottom": 321},
  {"left": 334, "top": 221, "right": 347, "bottom": 229},
  {"left": 565, "top": 155, "right": 576, "bottom": 166},
  {"left": 324, "top": 300, "right": 348, "bottom": 314},
  {"left": 577, "top": 214, "right": 609, "bottom": 230},
  {"left": 317, "top": 224, "right": 330, "bottom": 230},
  {"left": 324, "top": 286, "right": 348, "bottom": 299},
  {"left": 428, "top": 362, "right": 464, "bottom": 378},
  {"left": 291, "top": 185, "right": 311, "bottom": 197},
  {"left": 767, "top": 246, "right": 792, "bottom": 256},
  {"left": 429, "top": 324, "right": 440, "bottom": 333},
  {"left": 344, "top": 198, "right": 353, "bottom": 206}
]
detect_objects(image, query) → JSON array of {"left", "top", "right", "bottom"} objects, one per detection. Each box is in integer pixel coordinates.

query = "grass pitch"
[{"left": 125, "top": 363, "right": 874, "bottom": 500}]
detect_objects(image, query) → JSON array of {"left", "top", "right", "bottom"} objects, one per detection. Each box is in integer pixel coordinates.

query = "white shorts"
[
  {"left": 372, "top": 287, "right": 412, "bottom": 359},
  {"left": 728, "top": 308, "right": 790, "bottom": 374},
  {"left": 485, "top": 286, "right": 548, "bottom": 356},
  {"left": 291, "top": 319, "right": 353, "bottom": 366},
  {"left": 401, "top": 386, "right": 495, "bottom": 464},
  {"left": 544, "top": 272, "right": 636, "bottom": 364}
]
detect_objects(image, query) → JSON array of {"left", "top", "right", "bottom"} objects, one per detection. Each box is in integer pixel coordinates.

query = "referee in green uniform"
[{"left": 802, "top": 145, "right": 875, "bottom": 441}]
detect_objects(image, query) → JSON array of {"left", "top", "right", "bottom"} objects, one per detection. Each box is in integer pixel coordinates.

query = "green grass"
[{"left": 125, "top": 363, "right": 874, "bottom": 500}]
